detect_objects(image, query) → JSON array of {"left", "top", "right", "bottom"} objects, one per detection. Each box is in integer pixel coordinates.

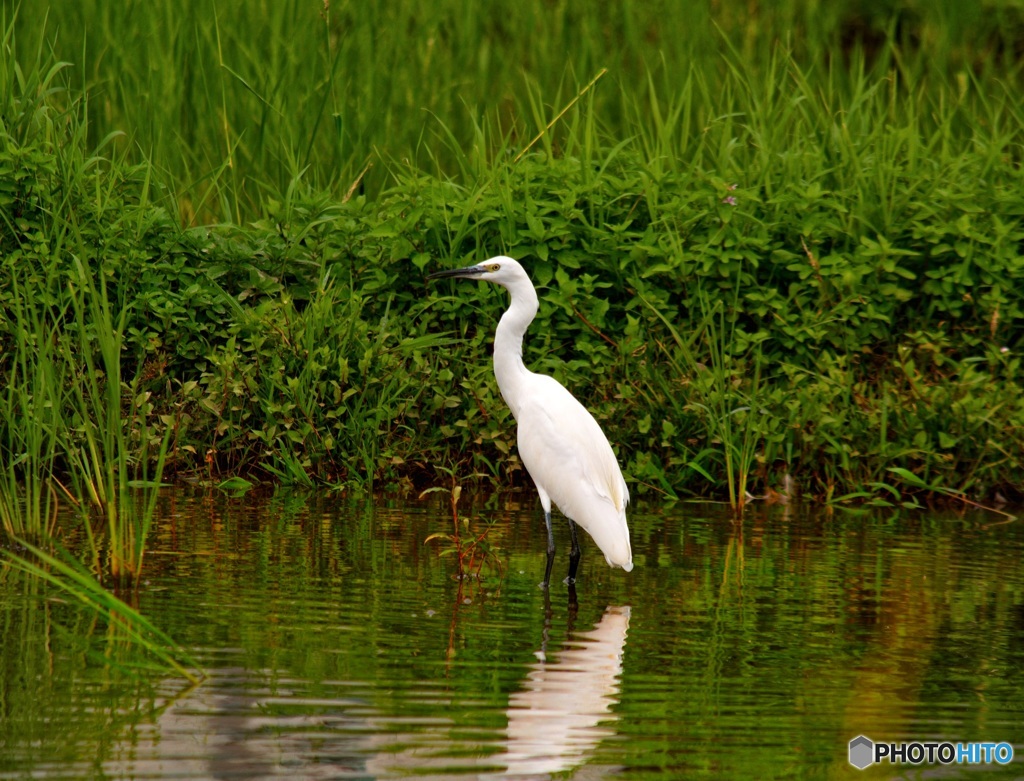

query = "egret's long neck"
[{"left": 492, "top": 282, "right": 538, "bottom": 420}]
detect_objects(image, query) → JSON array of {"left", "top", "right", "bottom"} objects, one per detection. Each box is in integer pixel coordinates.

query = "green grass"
[
  {"left": 61, "top": 258, "right": 174, "bottom": 582},
  {"left": 0, "top": 270, "right": 64, "bottom": 537},
  {"left": 6, "top": 0, "right": 1023, "bottom": 221},
  {"left": 2, "top": 2, "right": 1024, "bottom": 518},
  {"left": 641, "top": 283, "right": 785, "bottom": 510},
  {"left": 1, "top": 245, "right": 173, "bottom": 573}
]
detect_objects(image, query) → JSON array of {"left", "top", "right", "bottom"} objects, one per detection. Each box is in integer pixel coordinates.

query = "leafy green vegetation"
[
  {"left": 423, "top": 474, "right": 506, "bottom": 580},
  {"left": 2, "top": 0, "right": 1023, "bottom": 524}
]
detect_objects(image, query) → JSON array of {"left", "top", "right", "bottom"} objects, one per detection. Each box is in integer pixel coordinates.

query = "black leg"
[
  {"left": 565, "top": 518, "right": 581, "bottom": 584},
  {"left": 541, "top": 508, "right": 555, "bottom": 589}
]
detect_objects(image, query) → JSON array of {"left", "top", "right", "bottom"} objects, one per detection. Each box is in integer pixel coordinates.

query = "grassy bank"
[
  {"left": 1, "top": 2, "right": 1023, "bottom": 517},
  {"left": 7, "top": 0, "right": 1024, "bottom": 222}
]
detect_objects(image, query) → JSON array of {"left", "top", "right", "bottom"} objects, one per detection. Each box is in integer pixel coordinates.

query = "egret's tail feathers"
[
  {"left": 547, "top": 483, "right": 633, "bottom": 575},
  {"left": 596, "top": 533, "right": 633, "bottom": 572},
  {"left": 603, "top": 552, "right": 633, "bottom": 571}
]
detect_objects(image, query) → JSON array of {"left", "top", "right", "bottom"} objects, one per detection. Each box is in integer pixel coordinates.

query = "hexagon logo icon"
[{"left": 849, "top": 735, "right": 874, "bottom": 769}]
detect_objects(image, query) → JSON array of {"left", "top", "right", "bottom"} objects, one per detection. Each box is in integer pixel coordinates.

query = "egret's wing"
[
  {"left": 514, "top": 375, "right": 632, "bottom": 569},
  {"left": 518, "top": 375, "right": 628, "bottom": 506}
]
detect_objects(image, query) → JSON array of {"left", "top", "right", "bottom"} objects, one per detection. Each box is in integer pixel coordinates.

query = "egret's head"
[{"left": 426, "top": 256, "right": 529, "bottom": 290}]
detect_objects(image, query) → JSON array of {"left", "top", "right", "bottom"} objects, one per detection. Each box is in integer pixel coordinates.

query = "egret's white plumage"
[{"left": 428, "top": 256, "right": 632, "bottom": 586}]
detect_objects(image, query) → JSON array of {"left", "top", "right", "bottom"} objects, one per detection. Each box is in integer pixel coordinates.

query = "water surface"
[{"left": 1, "top": 492, "right": 1022, "bottom": 779}]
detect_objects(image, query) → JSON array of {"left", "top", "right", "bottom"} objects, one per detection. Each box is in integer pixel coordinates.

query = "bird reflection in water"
[
  {"left": 496, "top": 589, "right": 631, "bottom": 778},
  {"left": 109, "top": 589, "right": 631, "bottom": 779}
]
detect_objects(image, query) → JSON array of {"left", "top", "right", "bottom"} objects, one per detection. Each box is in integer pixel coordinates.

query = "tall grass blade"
[{"left": 4, "top": 541, "right": 203, "bottom": 683}]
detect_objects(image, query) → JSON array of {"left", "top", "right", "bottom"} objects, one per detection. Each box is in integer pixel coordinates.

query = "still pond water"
[{"left": 1, "top": 491, "right": 1023, "bottom": 780}]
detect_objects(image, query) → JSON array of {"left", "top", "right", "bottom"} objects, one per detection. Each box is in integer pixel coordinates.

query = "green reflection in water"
[{"left": 1, "top": 492, "right": 1022, "bottom": 779}]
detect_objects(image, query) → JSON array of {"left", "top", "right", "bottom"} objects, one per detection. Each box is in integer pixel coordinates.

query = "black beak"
[{"left": 426, "top": 265, "right": 486, "bottom": 281}]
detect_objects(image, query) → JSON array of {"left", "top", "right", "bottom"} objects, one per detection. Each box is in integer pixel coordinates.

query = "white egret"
[{"left": 428, "top": 256, "right": 633, "bottom": 587}]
